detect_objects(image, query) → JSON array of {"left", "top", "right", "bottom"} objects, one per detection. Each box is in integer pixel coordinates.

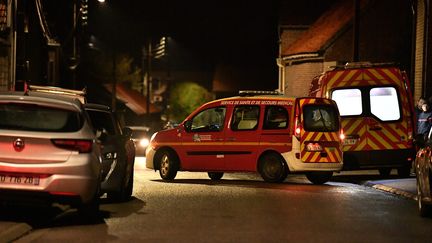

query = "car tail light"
[{"left": 51, "top": 139, "right": 93, "bottom": 153}]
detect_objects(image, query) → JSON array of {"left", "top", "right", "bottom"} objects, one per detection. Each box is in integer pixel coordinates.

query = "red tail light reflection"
[{"left": 51, "top": 139, "right": 93, "bottom": 153}]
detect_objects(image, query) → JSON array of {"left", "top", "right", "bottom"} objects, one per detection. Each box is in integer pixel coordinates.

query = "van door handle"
[
  {"left": 213, "top": 138, "right": 224, "bottom": 142},
  {"left": 227, "top": 137, "right": 236, "bottom": 141}
]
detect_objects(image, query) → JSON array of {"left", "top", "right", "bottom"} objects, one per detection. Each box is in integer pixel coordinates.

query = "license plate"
[
  {"left": 0, "top": 173, "right": 40, "bottom": 186},
  {"left": 343, "top": 138, "right": 358, "bottom": 145}
]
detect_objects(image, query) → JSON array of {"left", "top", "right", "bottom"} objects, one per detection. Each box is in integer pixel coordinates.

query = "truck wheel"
[
  {"left": 208, "top": 172, "right": 224, "bottom": 180},
  {"left": 378, "top": 168, "right": 391, "bottom": 177},
  {"left": 397, "top": 166, "right": 410, "bottom": 178},
  {"left": 159, "top": 150, "right": 178, "bottom": 180},
  {"left": 258, "top": 153, "right": 288, "bottom": 183},
  {"left": 306, "top": 171, "right": 333, "bottom": 185}
]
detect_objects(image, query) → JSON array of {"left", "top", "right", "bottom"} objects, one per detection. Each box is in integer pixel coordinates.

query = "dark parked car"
[
  {"left": 85, "top": 104, "right": 136, "bottom": 202},
  {"left": 414, "top": 131, "right": 432, "bottom": 217}
]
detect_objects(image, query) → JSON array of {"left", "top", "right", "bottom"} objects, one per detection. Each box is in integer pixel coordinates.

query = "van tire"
[
  {"left": 397, "top": 166, "right": 411, "bottom": 178},
  {"left": 208, "top": 172, "right": 224, "bottom": 180},
  {"left": 158, "top": 150, "right": 178, "bottom": 180},
  {"left": 378, "top": 168, "right": 392, "bottom": 177},
  {"left": 306, "top": 171, "right": 333, "bottom": 185},
  {"left": 258, "top": 153, "right": 288, "bottom": 183}
]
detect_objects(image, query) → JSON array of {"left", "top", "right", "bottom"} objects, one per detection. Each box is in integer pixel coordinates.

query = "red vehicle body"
[{"left": 146, "top": 91, "right": 344, "bottom": 184}]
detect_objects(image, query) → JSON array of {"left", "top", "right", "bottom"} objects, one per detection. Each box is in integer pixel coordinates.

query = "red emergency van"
[
  {"left": 309, "top": 62, "right": 416, "bottom": 177},
  {"left": 146, "top": 91, "right": 344, "bottom": 184}
]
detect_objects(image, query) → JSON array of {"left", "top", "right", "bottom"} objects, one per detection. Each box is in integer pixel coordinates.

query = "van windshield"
[{"left": 303, "top": 105, "right": 339, "bottom": 132}]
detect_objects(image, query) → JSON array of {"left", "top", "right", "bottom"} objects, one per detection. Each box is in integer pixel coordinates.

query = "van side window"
[
  {"left": 231, "top": 106, "right": 260, "bottom": 131},
  {"left": 191, "top": 107, "right": 226, "bottom": 132},
  {"left": 263, "top": 106, "right": 288, "bottom": 130},
  {"left": 331, "top": 89, "right": 362, "bottom": 116},
  {"left": 370, "top": 87, "right": 400, "bottom": 121}
]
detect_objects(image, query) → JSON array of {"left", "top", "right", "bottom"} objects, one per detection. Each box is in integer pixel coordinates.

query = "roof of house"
[
  {"left": 281, "top": 0, "right": 369, "bottom": 57},
  {"left": 104, "top": 83, "right": 161, "bottom": 115}
]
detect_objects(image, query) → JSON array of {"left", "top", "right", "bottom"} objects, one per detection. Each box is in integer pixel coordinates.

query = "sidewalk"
[{"left": 363, "top": 177, "right": 417, "bottom": 200}]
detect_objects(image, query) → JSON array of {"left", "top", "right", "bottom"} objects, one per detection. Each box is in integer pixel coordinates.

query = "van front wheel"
[
  {"left": 258, "top": 153, "right": 288, "bottom": 183},
  {"left": 208, "top": 172, "right": 224, "bottom": 180},
  {"left": 159, "top": 150, "right": 178, "bottom": 180},
  {"left": 306, "top": 171, "right": 333, "bottom": 185}
]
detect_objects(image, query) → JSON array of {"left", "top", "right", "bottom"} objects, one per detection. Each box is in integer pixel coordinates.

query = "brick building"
[{"left": 278, "top": 0, "right": 427, "bottom": 99}]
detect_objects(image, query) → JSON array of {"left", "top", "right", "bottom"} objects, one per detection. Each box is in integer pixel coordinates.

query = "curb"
[
  {"left": 363, "top": 181, "right": 417, "bottom": 201},
  {"left": 0, "top": 223, "right": 32, "bottom": 243}
]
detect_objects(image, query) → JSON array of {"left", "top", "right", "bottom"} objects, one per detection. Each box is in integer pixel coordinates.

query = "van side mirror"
[
  {"left": 184, "top": 120, "right": 192, "bottom": 132},
  {"left": 96, "top": 128, "right": 108, "bottom": 142}
]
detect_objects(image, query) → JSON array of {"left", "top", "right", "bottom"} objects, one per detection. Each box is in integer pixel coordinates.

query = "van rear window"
[
  {"left": 332, "top": 89, "right": 362, "bottom": 116},
  {"left": 303, "top": 105, "right": 339, "bottom": 132},
  {"left": 0, "top": 103, "right": 83, "bottom": 132},
  {"left": 370, "top": 87, "right": 400, "bottom": 121}
]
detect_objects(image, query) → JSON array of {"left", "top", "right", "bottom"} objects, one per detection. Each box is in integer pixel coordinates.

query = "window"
[
  {"left": 190, "top": 107, "right": 226, "bottom": 132},
  {"left": 0, "top": 103, "right": 83, "bottom": 132},
  {"left": 86, "top": 110, "right": 117, "bottom": 135},
  {"left": 303, "top": 105, "right": 339, "bottom": 132},
  {"left": 231, "top": 106, "right": 260, "bottom": 131},
  {"left": 370, "top": 87, "right": 400, "bottom": 121},
  {"left": 263, "top": 106, "right": 288, "bottom": 130},
  {"left": 331, "top": 89, "right": 362, "bottom": 116}
]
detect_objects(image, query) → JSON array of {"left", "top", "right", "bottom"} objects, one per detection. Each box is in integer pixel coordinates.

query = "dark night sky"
[{"left": 87, "top": 0, "right": 280, "bottom": 86}]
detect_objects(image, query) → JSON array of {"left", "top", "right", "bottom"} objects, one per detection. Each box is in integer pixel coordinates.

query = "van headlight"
[{"left": 139, "top": 138, "right": 150, "bottom": 147}]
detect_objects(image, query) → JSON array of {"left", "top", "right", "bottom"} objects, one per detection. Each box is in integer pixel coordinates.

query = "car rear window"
[
  {"left": 303, "top": 105, "right": 339, "bottom": 132},
  {"left": 0, "top": 103, "right": 83, "bottom": 132}
]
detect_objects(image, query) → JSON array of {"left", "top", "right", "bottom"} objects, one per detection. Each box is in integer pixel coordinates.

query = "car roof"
[{"left": 0, "top": 91, "right": 83, "bottom": 109}]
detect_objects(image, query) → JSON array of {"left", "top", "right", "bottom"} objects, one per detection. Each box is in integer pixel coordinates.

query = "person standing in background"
[{"left": 417, "top": 100, "right": 432, "bottom": 139}]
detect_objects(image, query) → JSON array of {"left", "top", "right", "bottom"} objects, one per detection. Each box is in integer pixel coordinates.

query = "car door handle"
[
  {"left": 213, "top": 138, "right": 224, "bottom": 142},
  {"left": 227, "top": 137, "right": 236, "bottom": 141}
]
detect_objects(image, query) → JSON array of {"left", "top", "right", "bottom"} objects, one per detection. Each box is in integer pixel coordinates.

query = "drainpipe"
[
  {"left": 352, "top": 0, "right": 360, "bottom": 62},
  {"left": 423, "top": 0, "right": 429, "bottom": 97}
]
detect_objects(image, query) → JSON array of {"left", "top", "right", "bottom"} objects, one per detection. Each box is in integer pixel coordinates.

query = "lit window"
[
  {"left": 331, "top": 89, "right": 362, "bottom": 116},
  {"left": 370, "top": 87, "right": 400, "bottom": 121}
]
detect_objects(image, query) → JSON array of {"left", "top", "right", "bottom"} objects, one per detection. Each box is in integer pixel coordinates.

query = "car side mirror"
[
  {"left": 184, "top": 120, "right": 192, "bottom": 132},
  {"left": 96, "top": 128, "right": 108, "bottom": 142},
  {"left": 122, "top": 127, "right": 132, "bottom": 138}
]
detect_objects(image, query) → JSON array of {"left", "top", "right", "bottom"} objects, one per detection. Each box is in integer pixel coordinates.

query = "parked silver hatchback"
[{"left": 0, "top": 91, "right": 102, "bottom": 215}]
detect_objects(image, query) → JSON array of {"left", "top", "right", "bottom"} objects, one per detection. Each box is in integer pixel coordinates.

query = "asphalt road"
[{"left": 2, "top": 157, "right": 431, "bottom": 243}]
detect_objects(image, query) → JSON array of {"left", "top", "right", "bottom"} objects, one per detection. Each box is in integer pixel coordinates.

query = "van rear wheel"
[
  {"left": 208, "top": 172, "right": 224, "bottom": 180},
  {"left": 306, "top": 171, "right": 333, "bottom": 185},
  {"left": 378, "top": 168, "right": 392, "bottom": 177},
  {"left": 397, "top": 166, "right": 411, "bottom": 178},
  {"left": 258, "top": 153, "right": 288, "bottom": 183},
  {"left": 159, "top": 150, "right": 179, "bottom": 180}
]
